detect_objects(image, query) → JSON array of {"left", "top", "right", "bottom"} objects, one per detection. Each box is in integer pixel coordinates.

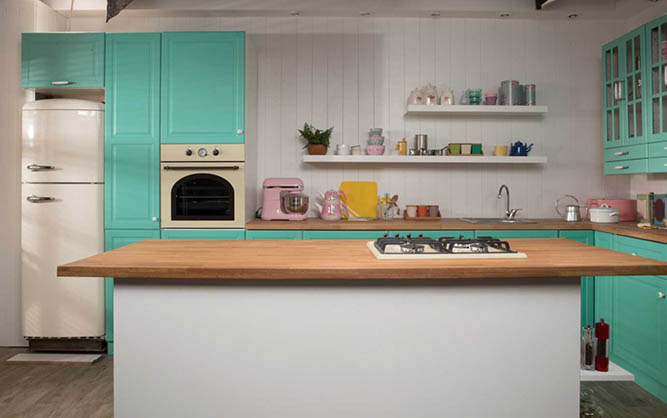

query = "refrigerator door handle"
[
  {"left": 26, "top": 195, "right": 55, "bottom": 203},
  {"left": 26, "top": 164, "right": 56, "bottom": 171}
]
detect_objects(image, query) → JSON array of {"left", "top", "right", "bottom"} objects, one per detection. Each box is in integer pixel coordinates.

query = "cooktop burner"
[{"left": 369, "top": 234, "right": 528, "bottom": 259}]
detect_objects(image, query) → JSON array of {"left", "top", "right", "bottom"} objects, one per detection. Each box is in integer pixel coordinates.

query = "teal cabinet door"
[
  {"left": 303, "top": 230, "right": 387, "bottom": 240},
  {"left": 646, "top": 15, "right": 667, "bottom": 144},
  {"left": 474, "top": 230, "right": 558, "bottom": 239},
  {"left": 246, "top": 230, "right": 303, "bottom": 240},
  {"left": 603, "top": 38, "right": 625, "bottom": 149},
  {"left": 161, "top": 229, "right": 245, "bottom": 240},
  {"left": 594, "top": 232, "right": 614, "bottom": 338},
  {"left": 387, "top": 230, "right": 474, "bottom": 239},
  {"left": 105, "top": 33, "right": 161, "bottom": 230},
  {"left": 161, "top": 32, "right": 245, "bottom": 144},
  {"left": 620, "top": 27, "right": 648, "bottom": 147},
  {"left": 612, "top": 275, "right": 667, "bottom": 401},
  {"left": 104, "top": 229, "right": 160, "bottom": 354},
  {"left": 559, "top": 231, "right": 596, "bottom": 327},
  {"left": 22, "top": 33, "right": 104, "bottom": 88}
]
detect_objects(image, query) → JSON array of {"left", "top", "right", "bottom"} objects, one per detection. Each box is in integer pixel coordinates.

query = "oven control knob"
[
  {"left": 185, "top": 149, "right": 192, "bottom": 156},
  {"left": 198, "top": 148, "right": 208, "bottom": 158},
  {"left": 212, "top": 148, "right": 220, "bottom": 156}
]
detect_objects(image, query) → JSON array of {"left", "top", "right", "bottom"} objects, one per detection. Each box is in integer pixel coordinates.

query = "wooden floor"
[{"left": 0, "top": 347, "right": 665, "bottom": 418}]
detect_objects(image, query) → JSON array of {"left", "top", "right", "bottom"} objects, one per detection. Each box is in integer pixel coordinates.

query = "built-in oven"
[{"left": 160, "top": 144, "right": 245, "bottom": 228}]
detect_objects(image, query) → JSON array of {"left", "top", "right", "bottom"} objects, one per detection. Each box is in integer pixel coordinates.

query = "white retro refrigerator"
[{"left": 22, "top": 99, "right": 105, "bottom": 339}]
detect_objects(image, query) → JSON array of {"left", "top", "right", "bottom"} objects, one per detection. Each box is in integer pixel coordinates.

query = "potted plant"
[{"left": 299, "top": 123, "right": 332, "bottom": 155}]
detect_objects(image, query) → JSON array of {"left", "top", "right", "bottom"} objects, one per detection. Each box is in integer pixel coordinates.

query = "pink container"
[
  {"left": 587, "top": 199, "right": 637, "bottom": 222},
  {"left": 366, "top": 145, "right": 385, "bottom": 155},
  {"left": 485, "top": 93, "right": 497, "bottom": 105}
]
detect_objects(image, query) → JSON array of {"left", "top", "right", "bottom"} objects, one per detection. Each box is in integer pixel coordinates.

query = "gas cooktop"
[{"left": 368, "top": 234, "right": 528, "bottom": 260}]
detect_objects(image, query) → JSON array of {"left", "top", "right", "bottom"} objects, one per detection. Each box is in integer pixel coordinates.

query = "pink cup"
[{"left": 485, "top": 94, "right": 497, "bottom": 105}]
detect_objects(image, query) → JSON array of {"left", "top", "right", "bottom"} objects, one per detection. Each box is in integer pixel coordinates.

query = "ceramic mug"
[
  {"left": 417, "top": 205, "right": 428, "bottom": 217},
  {"left": 461, "top": 144, "right": 472, "bottom": 155},
  {"left": 493, "top": 145, "right": 508, "bottom": 156},
  {"left": 406, "top": 205, "right": 418, "bottom": 218},
  {"left": 448, "top": 143, "right": 461, "bottom": 155},
  {"left": 427, "top": 205, "right": 439, "bottom": 217}
]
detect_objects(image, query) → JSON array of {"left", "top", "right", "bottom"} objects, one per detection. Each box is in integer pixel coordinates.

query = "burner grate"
[{"left": 374, "top": 234, "right": 516, "bottom": 255}]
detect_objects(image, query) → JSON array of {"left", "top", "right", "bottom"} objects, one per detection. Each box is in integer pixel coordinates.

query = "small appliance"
[
  {"left": 261, "top": 178, "right": 309, "bottom": 221},
  {"left": 586, "top": 199, "right": 636, "bottom": 222}
]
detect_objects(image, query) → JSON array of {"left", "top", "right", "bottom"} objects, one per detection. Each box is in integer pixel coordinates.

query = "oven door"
[{"left": 160, "top": 162, "right": 245, "bottom": 228}]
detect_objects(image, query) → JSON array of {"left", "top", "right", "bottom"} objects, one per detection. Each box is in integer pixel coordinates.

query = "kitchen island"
[{"left": 58, "top": 239, "right": 667, "bottom": 418}]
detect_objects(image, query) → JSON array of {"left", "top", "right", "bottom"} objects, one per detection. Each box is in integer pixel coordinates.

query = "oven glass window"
[{"left": 171, "top": 174, "right": 235, "bottom": 220}]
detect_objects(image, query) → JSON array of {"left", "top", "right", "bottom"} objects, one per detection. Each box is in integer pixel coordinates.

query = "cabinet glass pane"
[
  {"left": 662, "top": 23, "right": 667, "bottom": 61},
  {"left": 628, "top": 105, "right": 634, "bottom": 138},
  {"left": 606, "top": 84, "right": 612, "bottom": 107},
  {"left": 634, "top": 36, "right": 641, "bottom": 71},
  {"left": 663, "top": 96, "right": 667, "bottom": 133},
  {"left": 614, "top": 108, "right": 620, "bottom": 140},
  {"left": 606, "top": 50, "right": 611, "bottom": 80},
  {"left": 652, "top": 28, "right": 659, "bottom": 64},
  {"left": 626, "top": 39, "right": 632, "bottom": 73},
  {"left": 654, "top": 67, "right": 660, "bottom": 95},
  {"left": 636, "top": 73, "right": 642, "bottom": 99},
  {"left": 607, "top": 111, "right": 612, "bottom": 141},
  {"left": 613, "top": 47, "right": 618, "bottom": 78},
  {"left": 637, "top": 102, "right": 643, "bottom": 137},
  {"left": 627, "top": 76, "right": 633, "bottom": 101},
  {"left": 654, "top": 98, "right": 660, "bottom": 134}
]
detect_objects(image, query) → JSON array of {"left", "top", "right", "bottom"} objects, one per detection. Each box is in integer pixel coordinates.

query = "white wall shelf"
[
  {"left": 405, "top": 104, "right": 548, "bottom": 116},
  {"left": 580, "top": 362, "right": 634, "bottom": 382},
  {"left": 303, "top": 155, "right": 547, "bottom": 164}
]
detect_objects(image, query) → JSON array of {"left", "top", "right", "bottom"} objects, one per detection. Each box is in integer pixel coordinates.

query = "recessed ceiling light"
[
  {"left": 360, "top": 12, "right": 372, "bottom": 16},
  {"left": 568, "top": 13, "right": 578, "bottom": 19},
  {"left": 431, "top": 12, "right": 441, "bottom": 17},
  {"left": 289, "top": 11, "right": 301, "bottom": 16},
  {"left": 499, "top": 12, "right": 511, "bottom": 18}
]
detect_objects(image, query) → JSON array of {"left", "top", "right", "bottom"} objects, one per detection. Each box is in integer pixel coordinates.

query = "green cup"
[
  {"left": 471, "top": 144, "right": 483, "bottom": 155},
  {"left": 448, "top": 143, "right": 461, "bottom": 155}
]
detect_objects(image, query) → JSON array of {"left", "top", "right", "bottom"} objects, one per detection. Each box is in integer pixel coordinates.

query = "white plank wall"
[{"left": 71, "top": 15, "right": 630, "bottom": 218}]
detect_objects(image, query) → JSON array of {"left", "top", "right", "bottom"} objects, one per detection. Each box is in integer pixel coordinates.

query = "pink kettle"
[{"left": 320, "top": 190, "right": 349, "bottom": 221}]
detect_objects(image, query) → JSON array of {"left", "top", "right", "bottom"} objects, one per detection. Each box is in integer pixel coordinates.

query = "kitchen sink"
[{"left": 459, "top": 217, "right": 536, "bottom": 224}]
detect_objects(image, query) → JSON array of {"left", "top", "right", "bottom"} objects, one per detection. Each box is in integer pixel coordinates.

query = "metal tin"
[
  {"left": 524, "top": 84, "right": 536, "bottom": 106},
  {"left": 415, "top": 134, "right": 428, "bottom": 153}
]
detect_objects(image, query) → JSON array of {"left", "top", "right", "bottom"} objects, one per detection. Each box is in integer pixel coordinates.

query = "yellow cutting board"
[{"left": 339, "top": 181, "right": 378, "bottom": 218}]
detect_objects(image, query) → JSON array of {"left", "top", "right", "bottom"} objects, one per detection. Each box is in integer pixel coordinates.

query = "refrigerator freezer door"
[
  {"left": 22, "top": 106, "right": 104, "bottom": 183},
  {"left": 22, "top": 183, "right": 104, "bottom": 338}
]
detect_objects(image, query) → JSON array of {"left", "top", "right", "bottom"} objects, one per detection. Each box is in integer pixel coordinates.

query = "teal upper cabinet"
[
  {"left": 603, "top": 38, "right": 624, "bottom": 149},
  {"left": 22, "top": 33, "right": 104, "bottom": 88},
  {"left": 161, "top": 32, "right": 245, "bottom": 144},
  {"left": 105, "top": 33, "right": 161, "bottom": 229},
  {"left": 647, "top": 16, "right": 667, "bottom": 143}
]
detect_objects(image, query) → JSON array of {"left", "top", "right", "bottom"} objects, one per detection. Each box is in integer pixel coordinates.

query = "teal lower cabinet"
[
  {"left": 161, "top": 229, "right": 245, "bottom": 240},
  {"left": 246, "top": 230, "right": 303, "bottom": 240},
  {"left": 474, "top": 230, "right": 558, "bottom": 239},
  {"left": 609, "top": 233, "right": 667, "bottom": 402},
  {"left": 388, "top": 230, "right": 474, "bottom": 239},
  {"left": 559, "top": 231, "right": 596, "bottom": 327},
  {"left": 302, "top": 230, "right": 387, "bottom": 240},
  {"left": 104, "top": 229, "right": 160, "bottom": 355}
]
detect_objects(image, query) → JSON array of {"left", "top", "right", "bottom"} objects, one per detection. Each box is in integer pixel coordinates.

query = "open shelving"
[
  {"left": 302, "top": 155, "right": 547, "bottom": 164},
  {"left": 405, "top": 104, "right": 548, "bottom": 116}
]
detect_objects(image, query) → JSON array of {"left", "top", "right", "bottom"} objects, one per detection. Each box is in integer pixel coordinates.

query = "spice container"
[
  {"left": 581, "top": 326, "right": 594, "bottom": 371},
  {"left": 524, "top": 84, "right": 536, "bottom": 106},
  {"left": 594, "top": 319, "right": 609, "bottom": 372},
  {"left": 398, "top": 138, "right": 407, "bottom": 156}
]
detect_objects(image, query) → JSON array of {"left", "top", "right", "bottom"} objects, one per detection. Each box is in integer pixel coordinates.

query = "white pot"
[{"left": 589, "top": 205, "right": 620, "bottom": 223}]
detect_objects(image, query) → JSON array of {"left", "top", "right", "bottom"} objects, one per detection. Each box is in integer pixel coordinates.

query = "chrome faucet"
[{"left": 497, "top": 184, "right": 521, "bottom": 220}]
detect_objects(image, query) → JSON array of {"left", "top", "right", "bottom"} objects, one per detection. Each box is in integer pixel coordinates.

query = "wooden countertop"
[
  {"left": 246, "top": 218, "right": 667, "bottom": 244},
  {"left": 57, "top": 239, "right": 667, "bottom": 280}
]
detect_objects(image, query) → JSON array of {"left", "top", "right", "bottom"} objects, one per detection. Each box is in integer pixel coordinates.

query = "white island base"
[{"left": 114, "top": 277, "right": 580, "bottom": 418}]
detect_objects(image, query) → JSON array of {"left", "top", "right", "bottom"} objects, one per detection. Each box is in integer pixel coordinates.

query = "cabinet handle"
[
  {"left": 663, "top": 163, "right": 667, "bottom": 167},
  {"left": 659, "top": 292, "right": 666, "bottom": 299},
  {"left": 50, "top": 81, "right": 73, "bottom": 86},
  {"left": 613, "top": 151, "right": 629, "bottom": 156},
  {"left": 152, "top": 216, "right": 158, "bottom": 222},
  {"left": 26, "top": 195, "right": 55, "bottom": 203},
  {"left": 631, "top": 252, "right": 637, "bottom": 256},
  {"left": 26, "top": 163, "right": 55, "bottom": 171},
  {"left": 237, "top": 129, "right": 243, "bottom": 135},
  {"left": 614, "top": 165, "right": 629, "bottom": 170}
]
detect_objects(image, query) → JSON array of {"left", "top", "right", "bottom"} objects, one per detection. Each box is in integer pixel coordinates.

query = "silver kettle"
[{"left": 555, "top": 195, "right": 582, "bottom": 222}]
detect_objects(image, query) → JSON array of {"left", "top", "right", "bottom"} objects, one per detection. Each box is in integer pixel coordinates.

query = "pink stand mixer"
[
  {"left": 318, "top": 189, "right": 349, "bottom": 221},
  {"left": 260, "top": 178, "right": 309, "bottom": 221}
]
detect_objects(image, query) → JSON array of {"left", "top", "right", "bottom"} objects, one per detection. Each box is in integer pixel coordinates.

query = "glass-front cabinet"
[
  {"left": 603, "top": 40, "right": 623, "bottom": 148},
  {"left": 647, "top": 15, "right": 667, "bottom": 143}
]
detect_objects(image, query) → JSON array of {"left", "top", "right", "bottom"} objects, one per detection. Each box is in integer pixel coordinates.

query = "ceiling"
[{"left": 41, "top": 0, "right": 664, "bottom": 20}]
